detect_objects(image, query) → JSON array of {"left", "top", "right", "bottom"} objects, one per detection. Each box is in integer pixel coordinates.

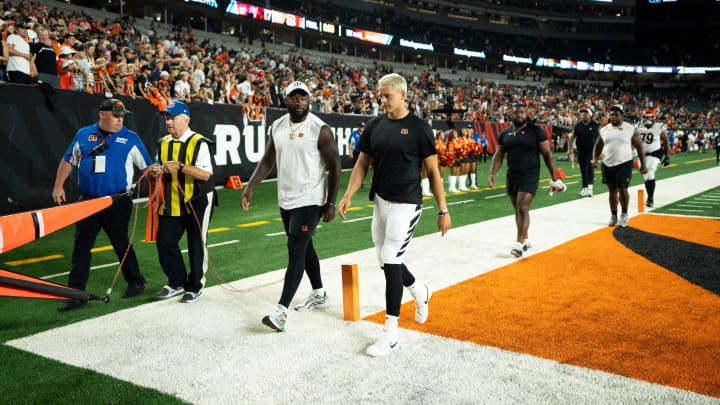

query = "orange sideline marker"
[
  {"left": 342, "top": 264, "right": 360, "bottom": 321},
  {"left": 638, "top": 189, "right": 645, "bottom": 213}
]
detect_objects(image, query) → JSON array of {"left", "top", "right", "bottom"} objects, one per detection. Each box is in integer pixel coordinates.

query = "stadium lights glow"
[
  {"left": 503, "top": 55, "right": 533, "bottom": 64},
  {"left": 399, "top": 39, "right": 434, "bottom": 52},
  {"left": 453, "top": 48, "right": 486, "bottom": 59},
  {"left": 185, "top": 0, "right": 218, "bottom": 7}
]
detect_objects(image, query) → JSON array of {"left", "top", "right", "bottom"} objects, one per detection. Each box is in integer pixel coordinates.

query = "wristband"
[
  {"left": 178, "top": 162, "right": 185, "bottom": 172},
  {"left": 438, "top": 210, "right": 449, "bottom": 216}
]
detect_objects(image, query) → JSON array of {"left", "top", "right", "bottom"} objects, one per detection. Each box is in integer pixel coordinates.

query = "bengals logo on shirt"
[
  {"left": 88, "top": 135, "right": 98, "bottom": 141},
  {"left": 401, "top": 129, "right": 408, "bottom": 134},
  {"left": 298, "top": 133, "right": 304, "bottom": 138}
]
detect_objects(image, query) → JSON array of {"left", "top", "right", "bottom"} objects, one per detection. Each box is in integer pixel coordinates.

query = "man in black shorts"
[
  {"left": 489, "top": 104, "right": 563, "bottom": 257},
  {"left": 592, "top": 105, "right": 647, "bottom": 227}
]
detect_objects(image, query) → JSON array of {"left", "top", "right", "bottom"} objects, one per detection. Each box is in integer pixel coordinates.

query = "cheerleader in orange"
[
  {"left": 422, "top": 131, "right": 447, "bottom": 196},
  {"left": 457, "top": 129, "right": 472, "bottom": 191},
  {"left": 447, "top": 129, "right": 462, "bottom": 193}
]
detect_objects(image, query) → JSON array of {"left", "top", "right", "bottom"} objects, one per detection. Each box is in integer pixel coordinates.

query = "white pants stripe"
[{"left": 371, "top": 194, "right": 422, "bottom": 266}]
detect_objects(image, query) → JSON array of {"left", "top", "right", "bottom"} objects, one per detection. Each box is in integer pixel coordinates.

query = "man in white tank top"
[
  {"left": 241, "top": 81, "right": 341, "bottom": 332},
  {"left": 636, "top": 109, "right": 670, "bottom": 208},
  {"left": 593, "top": 105, "right": 648, "bottom": 227}
]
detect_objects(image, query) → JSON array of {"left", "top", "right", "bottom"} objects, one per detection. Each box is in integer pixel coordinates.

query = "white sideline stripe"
[
  {"left": 448, "top": 199, "right": 474, "bottom": 205},
  {"left": 485, "top": 193, "right": 506, "bottom": 199},
  {"left": 668, "top": 208, "right": 705, "bottom": 212},
  {"left": 8, "top": 167, "right": 720, "bottom": 404},
  {"left": 41, "top": 240, "right": 240, "bottom": 280},
  {"left": 343, "top": 216, "right": 372, "bottom": 223},
  {"left": 647, "top": 212, "right": 720, "bottom": 220},
  {"left": 694, "top": 198, "right": 719, "bottom": 202},
  {"left": 678, "top": 204, "right": 712, "bottom": 208}
]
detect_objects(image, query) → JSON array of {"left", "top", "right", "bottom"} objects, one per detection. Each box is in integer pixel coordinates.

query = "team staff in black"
[
  {"left": 149, "top": 100, "right": 215, "bottom": 303},
  {"left": 567, "top": 107, "right": 600, "bottom": 197},
  {"left": 52, "top": 99, "right": 153, "bottom": 312},
  {"left": 30, "top": 28, "right": 58, "bottom": 88},
  {"left": 338, "top": 73, "right": 451, "bottom": 357},
  {"left": 489, "top": 104, "right": 564, "bottom": 258}
]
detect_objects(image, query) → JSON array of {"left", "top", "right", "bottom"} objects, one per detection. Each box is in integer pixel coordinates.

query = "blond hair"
[{"left": 378, "top": 73, "right": 407, "bottom": 95}]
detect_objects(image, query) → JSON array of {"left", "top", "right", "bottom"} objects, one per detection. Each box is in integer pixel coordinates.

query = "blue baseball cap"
[{"left": 162, "top": 100, "right": 190, "bottom": 117}]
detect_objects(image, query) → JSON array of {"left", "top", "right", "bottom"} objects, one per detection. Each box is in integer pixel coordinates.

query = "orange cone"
[
  {"left": 225, "top": 175, "right": 244, "bottom": 189},
  {"left": 633, "top": 159, "right": 640, "bottom": 169},
  {"left": 555, "top": 168, "right": 566, "bottom": 180}
]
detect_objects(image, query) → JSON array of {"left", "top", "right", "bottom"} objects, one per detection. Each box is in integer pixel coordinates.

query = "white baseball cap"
[
  {"left": 59, "top": 45, "right": 75, "bottom": 55},
  {"left": 285, "top": 81, "right": 311, "bottom": 97}
]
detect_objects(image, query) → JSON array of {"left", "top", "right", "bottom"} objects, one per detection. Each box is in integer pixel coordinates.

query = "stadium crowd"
[{"left": 0, "top": 0, "right": 718, "bottom": 142}]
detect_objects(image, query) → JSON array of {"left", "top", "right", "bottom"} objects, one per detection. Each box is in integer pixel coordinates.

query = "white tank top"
[
  {"left": 600, "top": 122, "right": 635, "bottom": 167},
  {"left": 636, "top": 122, "right": 665, "bottom": 154},
  {"left": 271, "top": 112, "right": 328, "bottom": 210}
]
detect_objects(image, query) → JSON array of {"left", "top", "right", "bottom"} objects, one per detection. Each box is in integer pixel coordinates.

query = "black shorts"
[
  {"left": 453, "top": 159, "right": 462, "bottom": 168},
  {"left": 602, "top": 160, "right": 633, "bottom": 188},
  {"left": 280, "top": 205, "right": 321, "bottom": 237},
  {"left": 506, "top": 172, "right": 539, "bottom": 196}
]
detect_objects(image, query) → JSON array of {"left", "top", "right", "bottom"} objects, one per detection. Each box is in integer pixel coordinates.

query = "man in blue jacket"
[{"left": 52, "top": 99, "right": 153, "bottom": 312}]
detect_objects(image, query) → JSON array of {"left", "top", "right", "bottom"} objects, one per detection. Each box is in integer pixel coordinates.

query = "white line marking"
[
  {"left": 343, "top": 216, "right": 372, "bottom": 223},
  {"left": 678, "top": 204, "right": 712, "bottom": 209},
  {"left": 448, "top": 200, "right": 474, "bottom": 205},
  {"left": 648, "top": 212, "right": 720, "bottom": 220},
  {"left": 41, "top": 240, "right": 240, "bottom": 280},
  {"left": 668, "top": 208, "right": 704, "bottom": 212},
  {"left": 484, "top": 194, "right": 506, "bottom": 199}
]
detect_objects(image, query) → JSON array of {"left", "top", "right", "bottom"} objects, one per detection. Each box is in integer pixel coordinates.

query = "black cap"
[
  {"left": 64, "top": 32, "right": 75, "bottom": 38},
  {"left": 359, "top": 122, "right": 365, "bottom": 127},
  {"left": 610, "top": 104, "right": 624, "bottom": 114},
  {"left": 99, "top": 99, "right": 131, "bottom": 115},
  {"left": 15, "top": 22, "right": 29, "bottom": 29},
  {"left": 141, "top": 64, "right": 152, "bottom": 71}
]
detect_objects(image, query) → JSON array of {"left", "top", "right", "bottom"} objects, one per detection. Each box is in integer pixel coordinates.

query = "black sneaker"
[
  {"left": 646, "top": 199, "right": 654, "bottom": 208},
  {"left": 180, "top": 291, "right": 202, "bottom": 303},
  {"left": 156, "top": 285, "right": 184, "bottom": 299},
  {"left": 122, "top": 281, "right": 148, "bottom": 299},
  {"left": 58, "top": 299, "right": 88, "bottom": 312}
]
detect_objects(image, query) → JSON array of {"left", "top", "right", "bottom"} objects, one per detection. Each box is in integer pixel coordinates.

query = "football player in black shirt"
[
  {"left": 338, "top": 73, "right": 451, "bottom": 357},
  {"left": 489, "top": 104, "right": 563, "bottom": 258},
  {"left": 568, "top": 107, "right": 600, "bottom": 197}
]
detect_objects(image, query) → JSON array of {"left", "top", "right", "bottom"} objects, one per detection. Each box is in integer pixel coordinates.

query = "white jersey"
[
  {"left": 271, "top": 112, "right": 328, "bottom": 210},
  {"left": 636, "top": 122, "right": 665, "bottom": 154},
  {"left": 599, "top": 121, "right": 635, "bottom": 167}
]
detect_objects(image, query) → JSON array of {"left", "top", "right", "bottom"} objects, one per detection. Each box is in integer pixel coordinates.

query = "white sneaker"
[
  {"left": 448, "top": 186, "right": 459, "bottom": 193},
  {"left": 155, "top": 285, "right": 184, "bottom": 299},
  {"left": 587, "top": 189, "right": 593, "bottom": 197},
  {"left": 294, "top": 291, "right": 329, "bottom": 312},
  {"left": 262, "top": 304, "right": 287, "bottom": 332},
  {"left": 422, "top": 190, "right": 433, "bottom": 197},
  {"left": 366, "top": 330, "right": 399, "bottom": 357},
  {"left": 470, "top": 184, "right": 479, "bottom": 189},
  {"left": 511, "top": 242, "right": 523, "bottom": 258},
  {"left": 608, "top": 215, "right": 618, "bottom": 226},
  {"left": 579, "top": 188, "right": 589, "bottom": 197},
  {"left": 458, "top": 183, "right": 469, "bottom": 191},
  {"left": 522, "top": 239, "right": 532, "bottom": 252},
  {"left": 409, "top": 283, "right": 431, "bottom": 324},
  {"left": 619, "top": 213, "right": 629, "bottom": 228}
]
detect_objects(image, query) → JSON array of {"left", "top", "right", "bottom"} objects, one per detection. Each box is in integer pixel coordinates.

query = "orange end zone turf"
[{"left": 366, "top": 215, "right": 720, "bottom": 397}]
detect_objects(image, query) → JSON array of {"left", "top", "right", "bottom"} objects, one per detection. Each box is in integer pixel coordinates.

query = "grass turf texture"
[{"left": 0, "top": 152, "right": 717, "bottom": 403}]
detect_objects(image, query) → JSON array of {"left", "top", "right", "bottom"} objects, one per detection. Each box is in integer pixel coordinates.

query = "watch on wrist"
[{"left": 179, "top": 162, "right": 185, "bottom": 171}]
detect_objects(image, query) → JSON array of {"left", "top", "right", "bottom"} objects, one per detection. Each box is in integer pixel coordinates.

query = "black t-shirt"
[
  {"left": 498, "top": 123, "right": 548, "bottom": 175},
  {"left": 358, "top": 112, "right": 437, "bottom": 204},
  {"left": 573, "top": 120, "right": 600, "bottom": 150},
  {"left": 30, "top": 42, "right": 58, "bottom": 75}
]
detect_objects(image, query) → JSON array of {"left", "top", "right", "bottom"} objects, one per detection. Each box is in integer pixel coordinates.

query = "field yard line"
[
  {"left": 343, "top": 216, "right": 372, "bottom": 223},
  {"left": 669, "top": 208, "right": 705, "bottom": 212},
  {"left": 40, "top": 240, "right": 241, "bottom": 280},
  {"left": 485, "top": 193, "right": 506, "bottom": 199},
  {"left": 678, "top": 204, "right": 712, "bottom": 208},
  {"left": 448, "top": 199, "right": 474, "bottom": 205}
]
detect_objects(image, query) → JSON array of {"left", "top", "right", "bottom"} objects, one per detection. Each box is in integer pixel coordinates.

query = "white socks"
[
  {"left": 384, "top": 315, "right": 399, "bottom": 341},
  {"left": 469, "top": 173, "right": 477, "bottom": 188},
  {"left": 458, "top": 175, "right": 468, "bottom": 190},
  {"left": 313, "top": 288, "right": 325, "bottom": 296},
  {"left": 421, "top": 178, "right": 431, "bottom": 195},
  {"left": 448, "top": 176, "right": 458, "bottom": 192}
]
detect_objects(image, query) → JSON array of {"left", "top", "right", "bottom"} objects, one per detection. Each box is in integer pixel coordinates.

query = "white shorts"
[
  {"left": 371, "top": 194, "right": 423, "bottom": 266},
  {"left": 644, "top": 155, "right": 660, "bottom": 181}
]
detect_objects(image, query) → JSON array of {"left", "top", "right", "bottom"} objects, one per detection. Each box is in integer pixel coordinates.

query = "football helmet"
[{"left": 641, "top": 109, "right": 656, "bottom": 128}]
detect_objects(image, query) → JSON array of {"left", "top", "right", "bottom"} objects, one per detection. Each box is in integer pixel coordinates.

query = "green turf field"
[
  {"left": 0, "top": 152, "right": 717, "bottom": 403},
  {"left": 651, "top": 185, "right": 720, "bottom": 218}
]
